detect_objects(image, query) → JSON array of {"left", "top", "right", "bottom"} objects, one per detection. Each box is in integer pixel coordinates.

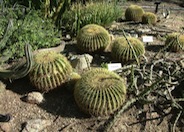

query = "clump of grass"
[{"left": 62, "top": 1, "right": 123, "bottom": 36}]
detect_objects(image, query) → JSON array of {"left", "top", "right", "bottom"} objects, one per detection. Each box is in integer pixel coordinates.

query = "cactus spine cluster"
[
  {"left": 74, "top": 68, "right": 127, "bottom": 116},
  {"left": 29, "top": 51, "right": 73, "bottom": 92},
  {"left": 125, "top": 5, "right": 144, "bottom": 22},
  {"left": 77, "top": 24, "right": 111, "bottom": 52},
  {"left": 142, "top": 12, "right": 157, "bottom": 25},
  {"left": 165, "top": 33, "right": 184, "bottom": 52},
  {"left": 111, "top": 37, "right": 145, "bottom": 62}
]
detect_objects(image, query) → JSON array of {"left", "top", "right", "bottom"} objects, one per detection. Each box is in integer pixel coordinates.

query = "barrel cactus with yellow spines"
[
  {"left": 142, "top": 12, "right": 157, "bottom": 25},
  {"left": 125, "top": 5, "right": 144, "bottom": 22},
  {"left": 165, "top": 33, "right": 184, "bottom": 52},
  {"left": 74, "top": 68, "right": 127, "bottom": 116},
  {"left": 111, "top": 37, "right": 145, "bottom": 62},
  {"left": 76, "top": 24, "right": 111, "bottom": 52},
  {"left": 29, "top": 51, "right": 73, "bottom": 92}
]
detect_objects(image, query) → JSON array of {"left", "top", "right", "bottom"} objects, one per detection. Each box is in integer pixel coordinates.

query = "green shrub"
[
  {"left": 0, "top": 8, "right": 61, "bottom": 63},
  {"left": 142, "top": 12, "right": 157, "bottom": 25},
  {"left": 125, "top": 5, "right": 144, "bottom": 22},
  {"left": 74, "top": 68, "right": 127, "bottom": 116},
  {"left": 62, "top": 1, "right": 123, "bottom": 36},
  {"left": 165, "top": 33, "right": 184, "bottom": 52}
]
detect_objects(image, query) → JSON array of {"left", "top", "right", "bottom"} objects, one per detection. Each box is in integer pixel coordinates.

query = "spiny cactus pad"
[
  {"left": 125, "top": 5, "right": 144, "bottom": 22},
  {"left": 142, "top": 12, "right": 157, "bottom": 25},
  {"left": 29, "top": 51, "right": 73, "bottom": 92},
  {"left": 111, "top": 37, "right": 145, "bottom": 62},
  {"left": 74, "top": 68, "right": 127, "bottom": 116},
  {"left": 165, "top": 33, "right": 184, "bottom": 52},
  {"left": 77, "top": 24, "right": 111, "bottom": 52}
]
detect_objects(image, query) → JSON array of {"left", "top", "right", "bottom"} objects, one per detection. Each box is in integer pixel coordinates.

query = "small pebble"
[
  {"left": 21, "top": 119, "right": 52, "bottom": 132},
  {"left": 23, "top": 92, "right": 44, "bottom": 104}
]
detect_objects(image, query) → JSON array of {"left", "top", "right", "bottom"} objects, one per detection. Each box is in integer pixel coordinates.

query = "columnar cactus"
[
  {"left": 165, "top": 33, "right": 184, "bottom": 52},
  {"left": 142, "top": 12, "right": 157, "bottom": 25},
  {"left": 77, "top": 24, "right": 111, "bottom": 52},
  {"left": 74, "top": 68, "right": 127, "bottom": 116},
  {"left": 125, "top": 5, "right": 144, "bottom": 22},
  {"left": 29, "top": 51, "right": 73, "bottom": 92},
  {"left": 111, "top": 37, "right": 145, "bottom": 62}
]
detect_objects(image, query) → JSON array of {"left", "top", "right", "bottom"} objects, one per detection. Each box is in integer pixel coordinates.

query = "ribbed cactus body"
[
  {"left": 111, "top": 37, "right": 145, "bottom": 62},
  {"left": 165, "top": 33, "right": 184, "bottom": 52},
  {"left": 125, "top": 5, "right": 144, "bottom": 22},
  {"left": 29, "top": 51, "right": 73, "bottom": 92},
  {"left": 142, "top": 12, "right": 157, "bottom": 25},
  {"left": 74, "top": 68, "right": 127, "bottom": 116},
  {"left": 77, "top": 24, "right": 111, "bottom": 52}
]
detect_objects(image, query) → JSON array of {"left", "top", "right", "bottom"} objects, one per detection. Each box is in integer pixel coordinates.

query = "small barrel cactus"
[
  {"left": 142, "top": 12, "right": 157, "bottom": 25},
  {"left": 111, "top": 37, "right": 145, "bottom": 62},
  {"left": 29, "top": 51, "right": 73, "bottom": 92},
  {"left": 76, "top": 24, "right": 111, "bottom": 52},
  {"left": 125, "top": 5, "right": 144, "bottom": 22},
  {"left": 74, "top": 68, "right": 127, "bottom": 116},
  {"left": 165, "top": 33, "right": 184, "bottom": 52}
]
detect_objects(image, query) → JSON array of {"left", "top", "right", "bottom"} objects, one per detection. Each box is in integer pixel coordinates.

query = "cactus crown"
[
  {"left": 125, "top": 5, "right": 144, "bottom": 22},
  {"left": 29, "top": 51, "right": 73, "bottom": 92},
  {"left": 77, "top": 24, "right": 111, "bottom": 52},
  {"left": 165, "top": 33, "right": 184, "bottom": 52},
  {"left": 142, "top": 12, "right": 157, "bottom": 25},
  {"left": 111, "top": 37, "right": 145, "bottom": 62},
  {"left": 74, "top": 68, "right": 127, "bottom": 116}
]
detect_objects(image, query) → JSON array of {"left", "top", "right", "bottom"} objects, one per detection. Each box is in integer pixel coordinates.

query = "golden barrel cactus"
[
  {"left": 29, "top": 51, "right": 73, "bottom": 92},
  {"left": 74, "top": 68, "right": 127, "bottom": 116},
  {"left": 165, "top": 33, "right": 184, "bottom": 52},
  {"left": 77, "top": 24, "right": 111, "bottom": 52},
  {"left": 125, "top": 5, "right": 144, "bottom": 22},
  {"left": 142, "top": 12, "right": 157, "bottom": 25},
  {"left": 111, "top": 37, "right": 145, "bottom": 62}
]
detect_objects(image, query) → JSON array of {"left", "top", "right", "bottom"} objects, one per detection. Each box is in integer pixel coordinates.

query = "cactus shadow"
[
  {"left": 145, "top": 44, "right": 164, "bottom": 52},
  {"left": 38, "top": 86, "right": 90, "bottom": 119}
]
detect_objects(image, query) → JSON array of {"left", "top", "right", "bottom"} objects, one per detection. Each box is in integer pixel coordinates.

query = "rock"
[
  {"left": 70, "top": 54, "right": 93, "bottom": 72},
  {"left": 0, "top": 123, "right": 11, "bottom": 132},
  {"left": 23, "top": 92, "right": 44, "bottom": 104},
  {"left": 0, "top": 81, "right": 6, "bottom": 93},
  {"left": 21, "top": 119, "right": 52, "bottom": 132}
]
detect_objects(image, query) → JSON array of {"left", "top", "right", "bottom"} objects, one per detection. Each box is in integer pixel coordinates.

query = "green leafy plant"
[
  {"left": 142, "top": 12, "right": 157, "bottom": 25},
  {"left": 76, "top": 24, "right": 111, "bottom": 52},
  {"left": 62, "top": 1, "right": 123, "bottom": 35},
  {"left": 29, "top": 51, "right": 73, "bottom": 92},
  {"left": 74, "top": 68, "right": 127, "bottom": 116},
  {"left": 125, "top": 5, "right": 144, "bottom": 22},
  {"left": 165, "top": 33, "right": 184, "bottom": 52},
  {"left": 111, "top": 37, "right": 145, "bottom": 62},
  {"left": 0, "top": 8, "right": 62, "bottom": 63}
]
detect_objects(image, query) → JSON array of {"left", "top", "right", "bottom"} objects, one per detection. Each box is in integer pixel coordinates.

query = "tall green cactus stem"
[
  {"left": 77, "top": 24, "right": 111, "bottom": 52},
  {"left": 29, "top": 51, "right": 73, "bottom": 92},
  {"left": 125, "top": 5, "right": 144, "bottom": 22},
  {"left": 142, "top": 12, "right": 157, "bottom": 25},
  {"left": 111, "top": 37, "right": 145, "bottom": 62},
  {"left": 0, "top": 44, "right": 33, "bottom": 81},
  {"left": 165, "top": 33, "right": 184, "bottom": 52},
  {"left": 74, "top": 68, "right": 127, "bottom": 116}
]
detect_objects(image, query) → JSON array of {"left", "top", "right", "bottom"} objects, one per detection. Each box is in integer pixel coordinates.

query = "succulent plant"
[
  {"left": 29, "top": 51, "right": 73, "bottom": 92},
  {"left": 76, "top": 24, "right": 111, "bottom": 52},
  {"left": 165, "top": 33, "right": 184, "bottom": 52},
  {"left": 142, "top": 12, "right": 157, "bottom": 25},
  {"left": 111, "top": 37, "right": 145, "bottom": 62},
  {"left": 67, "top": 72, "right": 81, "bottom": 92},
  {"left": 74, "top": 68, "right": 127, "bottom": 116},
  {"left": 125, "top": 5, "right": 144, "bottom": 22}
]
